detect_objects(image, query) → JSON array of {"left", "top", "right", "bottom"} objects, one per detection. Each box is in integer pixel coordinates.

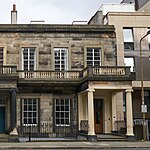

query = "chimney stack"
[{"left": 11, "top": 4, "right": 17, "bottom": 24}]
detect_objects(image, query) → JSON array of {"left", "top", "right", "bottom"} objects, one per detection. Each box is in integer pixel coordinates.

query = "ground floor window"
[
  {"left": 55, "top": 98, "right": 70, "bottom": 126},
  {"left": 22, "top": 98, "right": 39, "bottom": 125}
]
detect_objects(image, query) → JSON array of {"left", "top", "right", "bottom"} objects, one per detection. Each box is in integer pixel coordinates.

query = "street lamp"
[{"left": 140, "top": 30, "right": 150, "bottom": 141}]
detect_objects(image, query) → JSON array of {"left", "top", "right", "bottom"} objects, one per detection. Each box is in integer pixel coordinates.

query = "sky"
[{"left": 1, "top": 0, "right": 121, "bottom": 24}]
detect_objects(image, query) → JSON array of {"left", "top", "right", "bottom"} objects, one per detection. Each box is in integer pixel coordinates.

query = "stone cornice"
[{"left": 0, "top": 24, "right": 115, "bottom": 33}]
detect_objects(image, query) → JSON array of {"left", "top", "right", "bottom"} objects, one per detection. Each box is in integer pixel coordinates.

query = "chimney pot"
[
  {"left": 13, "top": 4, "right": 16, "bottom": 11},
  {"left": 11, "top": 4, "right": 17, "bottom": 24}
]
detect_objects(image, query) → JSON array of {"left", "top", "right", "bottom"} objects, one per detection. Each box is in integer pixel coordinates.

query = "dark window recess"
[
  {"left": 124, "top": 42, "right": 134, "bottom": 51},
  {"left": 0, "top": 48, "right": 3, "bottom": 66},
  {"left": 145, "top": 91, "right": 150, "bottom": 112}
]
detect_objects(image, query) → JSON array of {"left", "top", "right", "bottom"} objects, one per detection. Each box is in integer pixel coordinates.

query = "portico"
[{"left": 78, "top": 81, "right": 135, "bottom": 141}]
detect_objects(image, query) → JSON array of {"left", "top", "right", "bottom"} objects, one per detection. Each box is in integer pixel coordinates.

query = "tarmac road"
[
  {"left": 1, "top": 148, "right": 150, "bottom": 150},
  {"left": 0, "top": 141, "right": 150, "bottom": 149}
]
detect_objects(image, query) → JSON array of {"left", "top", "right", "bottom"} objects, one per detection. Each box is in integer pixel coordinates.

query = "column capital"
[
  {"left": 86, "top": 88, "right": 95, "bottom": 93},
  {"left": 125, "top": 88, "right": 133, "bottom": 93}
]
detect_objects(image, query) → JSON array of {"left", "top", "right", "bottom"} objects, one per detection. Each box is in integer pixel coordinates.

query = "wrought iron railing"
[{"left": 17, "top": 123, "right": 78, "bottom": 142}]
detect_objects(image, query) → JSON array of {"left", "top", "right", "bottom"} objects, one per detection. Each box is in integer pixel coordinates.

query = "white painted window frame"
[
  {"left": 87, "top": 48, "right": 101, "bottom": 66},
  {"left": 22, "top": 98, "right": 38, "bottom": 126},
  {"left": 55, "top": 98, "right": 70, "bottom": 126},
  {"left": 54, "top": 48, "right": 68, "bottom": 71},
  {"left": 22, "top": 48, "right": 36, "bottom": 70}
]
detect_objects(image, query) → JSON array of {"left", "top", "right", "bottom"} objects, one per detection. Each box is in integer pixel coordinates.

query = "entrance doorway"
[
  {"left": 94, "top": 99, "right": 103, "bottom": 133},
  {"left": 0, "top": 107, "right": 5, "bottom": 132}
]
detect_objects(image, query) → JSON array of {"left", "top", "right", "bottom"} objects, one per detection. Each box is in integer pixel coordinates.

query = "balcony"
[
  {"left": 0, "top": 66, "right": 133, "bottom": 82},
  {"left": 17, "top": 66, "right": 134, "bottom": 83},
  {"left": 0, "top": 66, "right": 18, "bottom": 79}
]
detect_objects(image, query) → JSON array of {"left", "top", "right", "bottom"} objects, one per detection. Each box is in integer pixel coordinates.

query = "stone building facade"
[{"left": 0, "top": 23, "right": 134, "bottom": 141}]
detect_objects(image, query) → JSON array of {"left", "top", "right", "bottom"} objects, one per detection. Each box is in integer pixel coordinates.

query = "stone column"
[
  {"left": 78, "top": 93, "right": 82, "bottom": 131},
  {"left": 87, "top": 88, "right": 97, "bottom": 141},
  {"left": 111, "top": 93, "right": 117, "bottom": 132},
  {"left": 10, "top": 89, "right": 18, "bottom": 136},
  {"left": 125, "top": 89, "right": 135, "bottom": 141}
]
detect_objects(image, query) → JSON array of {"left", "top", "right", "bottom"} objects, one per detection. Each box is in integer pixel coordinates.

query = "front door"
[
  {"left": 94, "top": 99, "right": 103, "bottom": 133},
  {"left": 0, "top": 107, "right": 5, "bottom": 132}
]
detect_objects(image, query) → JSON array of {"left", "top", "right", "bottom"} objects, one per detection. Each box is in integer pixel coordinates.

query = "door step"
[
  {"left": 97, "top": 134, "right": 127, "bottom": 142},
  {"left": 0, "top": 133, "right": 9, "bottom": 142}
]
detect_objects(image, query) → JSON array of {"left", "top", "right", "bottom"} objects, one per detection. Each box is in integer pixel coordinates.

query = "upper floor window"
[
  {"left": 22, "top": 48, "right": 36, "bottom": 70},
  {"left": 87, "top": 48, "right": 101, "bottom": 66},
  {"left": 123, "top": 28, "right": 134, "bottom": 51},
  {"left": 22, "top": 98, "right": 39, "bottom": 125},
  {"left": 0, "top": 48, "right": 4, "bottom": 66},
  {"left": 124, "top": 57, "right": 135, "bottom": 72},
  {"left": 54, "top": 48, "right": 68, "bottom": 71}
]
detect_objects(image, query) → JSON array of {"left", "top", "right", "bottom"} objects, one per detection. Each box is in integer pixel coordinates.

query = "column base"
[
  {"left": 10, "top": 128, "right": 18, "bottom": 135},
  {"left": 87, "top": 135, "right": 97, "bottom": 141},
  {"left": 126, "top": 135, "right": 136, "bottom": 141},
  {"left": 9, "top": 128, "right": 18, "bottom": 142}
]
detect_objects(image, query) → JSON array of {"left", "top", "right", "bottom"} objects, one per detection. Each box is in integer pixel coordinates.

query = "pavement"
[{"left": 0, "top": 141, "right": 150, "bottom": 149}]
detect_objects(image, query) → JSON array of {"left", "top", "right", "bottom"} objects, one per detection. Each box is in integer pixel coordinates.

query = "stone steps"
[
  {"left": 0, "top": 133, "right": 9, "bottom": 142},
  {"left": 97, "top": 134, "right": 127, "bottom": 142}
]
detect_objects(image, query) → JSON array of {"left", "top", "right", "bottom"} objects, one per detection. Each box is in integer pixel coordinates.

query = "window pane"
[
  {"left": 56, "top": 99, "right": 60, "bottom": 105},
  {"left": 61, "top": 106, "right": 64, "bottom": 111},
  {"left": 56, "top": 119, "right": 60, "bottom": 125},
  {"left": 61, "top": 113, "right": 64, "bottom": 118},
  {"left": 24, "top": 105, "right": 27, "bottom": 111},
  {"left": 65, "top": 106, "right": 69, "bottom": 111},
  {"left": 61, "top": 119, "right": 64, "bottom": 124},
  {"left": 65, "top": 119, "right": 69, "bottom": 125},
  {"left": 33, "top": 118, "right": 37, "bottom": 124},
  {"left": 124, "top": 57, "right": 134, "bottom": 72},
  {"left": 56, "top": 106, "right": 60, "bottom": 111},
  {"left": 65, "top": 113, "right": 69, "bottom": 118},
  {"left": 94, "top": 61, "right": 100, "bottom": 65},
  {"left": 123, "top": 29, "right": 134, "bottom": 42},
  {"left": 65, "top": 99, "right": 69, "bottom": 105},
  {"left": 56, "top": 112, "right": 59, "bottom": 118},
  {"left": 24, "top": 119, "right": 27, "bottom": 124}
]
